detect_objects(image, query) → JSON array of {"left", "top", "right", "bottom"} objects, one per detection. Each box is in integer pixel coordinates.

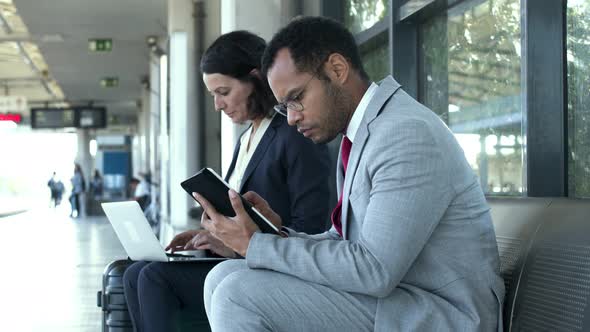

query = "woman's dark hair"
[
  {"left": 200, "top": 30, "right": 276, "bottom": 119},
  {"left": 262, "top": 16, "right": 369, "bottom": 82}
]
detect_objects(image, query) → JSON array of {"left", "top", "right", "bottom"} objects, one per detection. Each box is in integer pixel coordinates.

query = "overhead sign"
[
  {"left": 31, "top": 107, "right": 107, "bottom": 129},
  {"left": 31, "top": 108, "right": 75, "bottom": 129},
  {"left": 89, "top": 38, "right": 112, "bottom": 52},
  {"left": 0, "top": 96, "right": 28, "bottom": 113},
  {"left": 78, "top": 107, "right": 107, "bottom": 128},
  {"left": 0, "top": 113, "right": 22, "bottom": 123}
]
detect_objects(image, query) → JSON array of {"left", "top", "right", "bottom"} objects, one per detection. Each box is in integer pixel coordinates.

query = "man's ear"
[{"left": 325, "top": 53, "right": 350, "bottom": 85}]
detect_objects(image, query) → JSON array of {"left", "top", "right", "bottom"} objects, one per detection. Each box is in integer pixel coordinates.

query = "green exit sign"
[
  {"left": 101, "top": 77, "right": 119, "bottom": 88},
  {"left": 89, "top": 39, "right": 112, "bottom": 52}
]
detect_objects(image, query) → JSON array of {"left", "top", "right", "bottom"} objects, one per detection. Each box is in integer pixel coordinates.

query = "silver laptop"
[{"left": 101, "top": 201, "right": 226, "bottom": 262}]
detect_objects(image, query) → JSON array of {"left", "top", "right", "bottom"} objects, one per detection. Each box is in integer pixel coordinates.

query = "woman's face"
[{"left": 203, "top": 73, "right": 254, "bottom": 124}]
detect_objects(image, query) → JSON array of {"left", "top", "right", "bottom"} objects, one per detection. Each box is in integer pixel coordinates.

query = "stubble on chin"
[{"left": 318, "top": 82, "right": 353, "bottom": 143}]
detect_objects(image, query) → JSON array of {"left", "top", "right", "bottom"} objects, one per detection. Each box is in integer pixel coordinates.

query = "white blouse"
[{"left": 227, "top": 115, "right": 274, "bottom": 191}]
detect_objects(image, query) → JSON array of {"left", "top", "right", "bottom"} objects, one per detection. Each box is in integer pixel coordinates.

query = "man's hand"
[
  {"left": 242, "top": 191, "right": 282, "bottom": 230},
  {"left": 185, "top": 229, "right": 237, "bottom": 258},
  {"left": 165, "top": 229, "right": 200, "bottom": 253},
  {"left": 193, "top": 190, "right": 260, "bottom": 257}
]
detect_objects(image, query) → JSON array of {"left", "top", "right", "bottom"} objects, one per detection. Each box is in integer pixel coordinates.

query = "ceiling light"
[{"left": 146, "top": 35, "right": 157, "bottom": 47}]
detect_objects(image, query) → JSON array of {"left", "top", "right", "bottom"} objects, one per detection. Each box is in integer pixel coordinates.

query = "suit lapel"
[
  {"left": 341, "top": 76, "right": 402, "bottom": 239},
  {"left": 239, "top": 116, "right": 279, "bottom": 192},
  {"left": 224, "top": 140, "right": 241, "bottom": 182},
  {"left": 341, "top": 126, "right": 369, "bottom": 239}
]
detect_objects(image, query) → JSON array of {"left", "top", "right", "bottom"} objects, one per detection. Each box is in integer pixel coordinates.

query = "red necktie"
[{"left": 331, "top": 136, "right": 352, "bottom": 236}]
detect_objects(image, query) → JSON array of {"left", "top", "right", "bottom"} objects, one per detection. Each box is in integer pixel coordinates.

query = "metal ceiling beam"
[
  {"left": 0, "top": 33, "right": 31, "bottom": 42},
  {"left": 0, "top": 12, "right": 56, "bottom": 99},
  {"left": 0, "top": 33, "right": 64, "bottom": 43},
  {"left": 0, "top": 76, "right": 44, "bottom": 83}
]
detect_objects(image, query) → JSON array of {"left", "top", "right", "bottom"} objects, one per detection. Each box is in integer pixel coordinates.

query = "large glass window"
[
  {"left": 567, "top": 0, "right": 590, "bottom": 198},
  {"left": 344, "top": 0, "right": 388, "bottom": 34},
  {"left": 419, "top": 0, "right": 522, "bottom": 195},
  {"left": 360, "top": 32, "right": 389, "bottom": 82}
]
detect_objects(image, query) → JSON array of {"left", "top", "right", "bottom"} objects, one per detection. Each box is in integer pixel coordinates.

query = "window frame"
[
  {"left": 391, "top": 0, "right": 568, "bottom": 197},
  {"left": 323, "top": 0, "right": 392, "bottom": 79},
  {"left": 324, "top": 0, "right": 570, "bottom": 197}
]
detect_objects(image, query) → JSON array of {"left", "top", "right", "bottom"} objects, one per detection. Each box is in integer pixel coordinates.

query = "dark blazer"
[{"left": 224, "top": 115, "right": 331, "bottom": 234}]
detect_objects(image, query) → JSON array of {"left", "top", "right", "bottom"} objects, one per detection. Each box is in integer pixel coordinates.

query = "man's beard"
[{"left": 313, "top": 80, "right": 353, "bottom": 144}]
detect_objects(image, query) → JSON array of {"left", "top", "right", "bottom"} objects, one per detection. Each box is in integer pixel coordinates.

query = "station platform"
[
  {"left": 0, "top": 207, "right": 127, "bottom": 331},
  {"left": 0, "top": 196, "right": 32, "bottom": 218}
]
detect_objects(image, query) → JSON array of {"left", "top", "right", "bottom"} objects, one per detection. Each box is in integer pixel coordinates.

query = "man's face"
[{"left": 267, "top": 49, "right": 352, "bottom": 144}]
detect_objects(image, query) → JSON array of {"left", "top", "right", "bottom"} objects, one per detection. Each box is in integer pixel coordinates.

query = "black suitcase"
[{"left": 97, "top": 259, "right": 134, "bottom": 332}]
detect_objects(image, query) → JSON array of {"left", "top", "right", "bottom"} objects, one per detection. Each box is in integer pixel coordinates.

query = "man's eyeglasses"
[{"left": 273, "top": 72, "right": 316, "bottom": 117}]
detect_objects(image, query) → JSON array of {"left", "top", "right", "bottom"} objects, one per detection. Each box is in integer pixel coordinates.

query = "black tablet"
[{"left": 180, "top": 168, "right": 280, "bottom": 235}]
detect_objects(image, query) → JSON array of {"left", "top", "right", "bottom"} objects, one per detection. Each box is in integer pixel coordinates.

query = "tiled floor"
[{"left": 0, "top": 206, "right": 127, "bottom": 331}]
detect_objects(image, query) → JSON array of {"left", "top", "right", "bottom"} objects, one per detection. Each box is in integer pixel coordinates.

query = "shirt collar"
[{"left": 345, "top": 82, "right": 378, "bottom": 143}]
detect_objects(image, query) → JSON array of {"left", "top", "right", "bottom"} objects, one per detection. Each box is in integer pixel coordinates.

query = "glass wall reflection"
[
  {"left": 419, "top": 0, "right": 522, "bottom": 195},
  {"left": 344, "top": 0, "right": 388, "bottom": 34},
  {"left": 567, "top": 0, "right": 590, "bottom": 198},
  {"left": 360, "top": 32, "right": 389, "bottom": 82}
]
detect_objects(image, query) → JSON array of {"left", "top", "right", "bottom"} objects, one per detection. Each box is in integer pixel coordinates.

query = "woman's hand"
[
  {"left": 165, "top": 229, "right": 200, "bottom": 253},
  {"left": 185, "top": 229, "right": 237, "bottom": 258}
]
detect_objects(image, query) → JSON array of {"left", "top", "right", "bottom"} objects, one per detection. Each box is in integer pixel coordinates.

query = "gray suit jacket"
[{"left": 247, "top": 76, "right": 505, "bottom": 331}]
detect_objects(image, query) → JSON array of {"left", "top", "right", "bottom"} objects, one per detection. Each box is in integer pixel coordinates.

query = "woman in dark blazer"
[
  {"left": 225, "top": 114, "right": 329, "bottom": 234},
  {"left": 123, "top": 31, "right": 331, "bottom": 332}
]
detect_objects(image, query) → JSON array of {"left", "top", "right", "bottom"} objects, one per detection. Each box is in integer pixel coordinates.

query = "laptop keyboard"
[{"left": 166, "top": 252, "right": 195, "bottom": 260}]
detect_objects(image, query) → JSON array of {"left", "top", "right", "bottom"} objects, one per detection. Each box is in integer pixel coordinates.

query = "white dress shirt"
[
  {"left": 345, "top": 82, "right": 378, "bottom": 143},
  {"left": 228, "top": 115, "right": 274, "bottom": 191}
]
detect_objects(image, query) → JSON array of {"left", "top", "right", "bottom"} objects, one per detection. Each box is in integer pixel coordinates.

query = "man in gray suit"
[{"left": 194, "top": 16, "right": 505, "bottom": 331}]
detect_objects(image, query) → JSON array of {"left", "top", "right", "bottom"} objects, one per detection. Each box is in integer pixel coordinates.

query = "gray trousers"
[{"left": 204, "top": 259, "right": 377, "bottom": 332}]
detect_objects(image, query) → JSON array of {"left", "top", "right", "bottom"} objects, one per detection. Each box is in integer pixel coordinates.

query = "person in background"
[
  {"left": 90, "top": 169, "right": 103, "bottom": 198},
  {"left": 133, "top": 172, "right": 151, "bottom": 210},
  {"left": 54, "top": 178, "right": 64, "bottom": 206},
  {"left": 128, "top": 177, "right": 140, "bottom": 199},
  {"left": 123, "top": 30, "right": 332, "bottom": 332},
  {"left": 47, "top": 172, "right": 58, "bottom": 208},
  {"left": 69, "top": 163, "right": 85, "bottom": 218}
]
